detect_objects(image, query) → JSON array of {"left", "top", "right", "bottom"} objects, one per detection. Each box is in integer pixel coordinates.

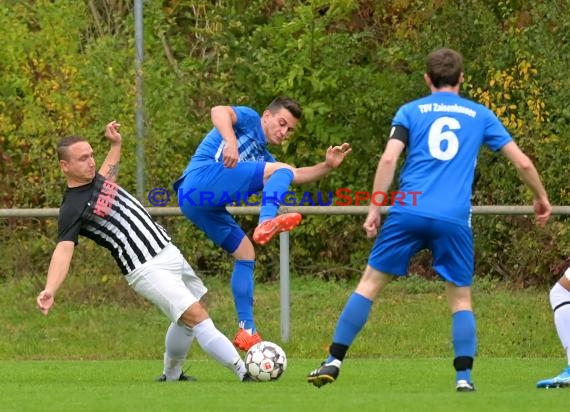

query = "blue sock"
[
  {"left": 231, "top": 260, "right": 256, "bottom": 331},
  {"left": 452, "top": 310, "right": 477, "bottom": 382},
  {"left": 326, "top": 293, "right": 373, "bottom": 363},
  {"left": 259, "top": 168, "right": 294, "bottom": 222}
]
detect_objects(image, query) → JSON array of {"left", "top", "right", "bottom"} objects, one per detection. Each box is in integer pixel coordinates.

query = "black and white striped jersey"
[{"left": 58, "top": 173, "right": 171, "bottom": 275}]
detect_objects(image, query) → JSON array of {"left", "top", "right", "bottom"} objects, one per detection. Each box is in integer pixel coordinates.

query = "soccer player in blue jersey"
[
  {"left": 307, "top": 48, "right": 552, "bottom": 391},
  {"left": 536, "top": 265, "right": 570, "bottom": 388},
  {"left": 174, "top": 96, "right": 351, "bottom": 350}
]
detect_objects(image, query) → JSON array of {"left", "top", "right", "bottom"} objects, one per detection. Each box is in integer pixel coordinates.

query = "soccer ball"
[{"left": 244, "top": 341, "right": 287, "bottom": 381}]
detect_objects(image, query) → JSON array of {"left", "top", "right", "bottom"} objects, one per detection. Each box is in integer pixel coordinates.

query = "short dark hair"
[
  {"left": 267, "top": 96, "right": 302, "bottom": 119},
  {"left": 57, "top": 135, "right": 86, "bottom": 161},
  {"left": 426, "top": 48, "right": 464, "bottom": 88}
]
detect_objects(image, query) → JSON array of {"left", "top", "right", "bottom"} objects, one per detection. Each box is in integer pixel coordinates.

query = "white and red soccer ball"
[{"left": 244, "top": 341, "right": 287, "bottom": 382}]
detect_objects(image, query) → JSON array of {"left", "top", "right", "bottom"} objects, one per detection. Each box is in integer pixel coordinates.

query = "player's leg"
[
  {"left": 177, "top": 254, "right": 251, "bottom": 380},
  {"left": 177, "top": 162, "right": 266, "bottom": 209},
  {"left": 307, "top": 265, "right": 393, "bottom": 387},
  {"left": 156, "top": 321, "right": 197, "bottom": 381},
  {"left": 181, "top": 205, "right": 262, "bottom": 350},
  {"left": 536, "top": 268, "right": 570, "bottom": 388},
  {"left": 307, "top": 213, "right": 422, "bottom": 387},
  {"left": 125, "top": 243, "right": 249, "bottom": 381},
  {"left": 230, "top": 235, "right": 263, "bottom": 350},
  {"left": 445, "top": 284, "right": 476, "bottom": 392},
  {"left": 179, "top": 302, "right": 250, "bottom": 381},
  {"left": 431, "top": 221, "right": 476, "bottom": 392},
  {"left": 126, "top": 246, "right": 197, "bottom": 381},
  {"left": 177, "top": 164, "right": 263, "bottom": 349},
  {"left": 253, "top": 162, "right": 301, "bottom": 245}
]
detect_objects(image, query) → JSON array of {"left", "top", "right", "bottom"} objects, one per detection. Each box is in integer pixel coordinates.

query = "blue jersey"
[
  {"left": 184, "top": 106, "right": 275, "bottom": 173},
  {"left": 390, "top": 91, "right": 512, "bottom": 226}
]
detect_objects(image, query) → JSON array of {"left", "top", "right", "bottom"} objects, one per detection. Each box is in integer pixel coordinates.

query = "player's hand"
[
  {"left": 105, "top": 120, "right": 122, "bottom": 145},
  {"left": 363, "top": 208, "right": 381, "bottom": 238},
  {"left": 37, "top": 290, "right": 54, "bottom": 315},
  {"left": 534, "top": 197, "right": 552, "bottom": 227},
  {"left": 223, "top": 141, "right": 239, "bottom": 168},
  {"left": 325, "top": 143, "right": 352, "bottom": 169}
]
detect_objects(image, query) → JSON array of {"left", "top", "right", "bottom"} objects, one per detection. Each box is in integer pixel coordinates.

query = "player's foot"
[
  {"left": 233, "top": 328, "right": 262, "bottom": 351},
  {"left": 307, "top": 363, "right": 340, "bottom": 388},
  {"left": 156, "top": 372, "right": 197, "bottom": 382},
  {"left": 536, "top": 366, "right": 570, "bottom": 388},
  {"left": 253, "top": 213, "right": 302, "bottom": 245},
  {"left": 242, "top": 372, "right": 257, "bottom": 382},
  {"left": 456, "top": 379, "right": 475, "bottom": 392}
]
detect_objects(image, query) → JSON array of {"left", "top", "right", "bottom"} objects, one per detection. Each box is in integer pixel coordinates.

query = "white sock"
[
  {"left": 163, "top": 322, "right": 194, "bottom": 380},
  {"left": 193, "top": 318, "right": 247, "bottom": 380},
  {"left": 549, "top": 282, "right": 570, "bottom": 365}
]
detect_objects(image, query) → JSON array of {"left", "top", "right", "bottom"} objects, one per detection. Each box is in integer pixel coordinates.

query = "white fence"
[{"left": 2, "top": 205, "right": 570, "bottom": 218}]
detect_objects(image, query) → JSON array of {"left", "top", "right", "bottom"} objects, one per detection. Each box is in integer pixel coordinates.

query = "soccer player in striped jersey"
[
  {"left": 174, "top": 96, "right": 351, "bottom": 350},
  {"left": 37, "top": 121, "right": 254, "bottom": 382},
  {"left": 307, "top": 48, "right": 552, "bottom": 392}
]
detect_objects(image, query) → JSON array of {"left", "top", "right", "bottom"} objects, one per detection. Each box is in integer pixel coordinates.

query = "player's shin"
[
  {"left": 231, "top": 260, "right": 256, "bottom": 331},
  {"left": 259, "top": 168, "right": 294, "bottom": 222},
  {"left": 327, "top": 292, "right": 373, "bottom": 364},
  {"left": 163, "top": 322, "right": 194, "bottom": 380},
  {"left": 452, "top": 310, "right": 477, "bottom": 383},
  {"left": 192, "top": 318, "right": 248, "bottom": 379}
]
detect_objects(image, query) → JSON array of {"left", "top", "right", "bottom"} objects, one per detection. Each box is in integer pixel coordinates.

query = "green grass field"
[
  {"left": 0, "top": 359, "right": 567, "bottom": 412},
  {"left": 0, "top": 274, "right": 567, "bottom": 411}
]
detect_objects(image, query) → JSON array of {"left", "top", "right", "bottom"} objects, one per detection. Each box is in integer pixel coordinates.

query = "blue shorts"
[
  {"left": 368, "top": 211, "right": 474, "bottom": 287},
  {"left": 175, "top": 162, "right": 265, "bottom": 253}
]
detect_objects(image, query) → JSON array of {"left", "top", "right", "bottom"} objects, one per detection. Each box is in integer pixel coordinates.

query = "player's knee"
[
  {"left": 264, "top": 162, "right": 294, "bottom": 180},
  {"left": 199, "top": 294, "right": 209, "bottom": 310},
  {"left": 230, "top": 234, "right": 255, "bottom": 260},
  {"left": 180, "top": 302, "right": 209, "bottom": 327}
]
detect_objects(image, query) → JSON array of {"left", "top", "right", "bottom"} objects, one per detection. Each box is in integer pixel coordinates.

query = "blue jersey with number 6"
[{"left": 391, "top": 91, "right": 512, "bottom": 226}]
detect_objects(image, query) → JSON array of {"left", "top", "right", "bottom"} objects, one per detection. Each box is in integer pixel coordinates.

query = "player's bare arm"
[
  {"left": 292, "top": 143, "right": 351, "bottom": 184},
  {"left": 37, "top": 241, "right": 75, "bottom": 315},
  {"left": 500, "top": 141, "right": 551, "bottom": 226},
  {"left": 99, "top": 120, "right": 122, "bottom": 182},
  {"left": 211, "top": 106, "right": 239, "bottom": 168},
  {"left": 370, "top": 139, "right": 405, "bottom": 197},
  {"left": 363, "top": 139, "right": 405, "bottom": 238}
]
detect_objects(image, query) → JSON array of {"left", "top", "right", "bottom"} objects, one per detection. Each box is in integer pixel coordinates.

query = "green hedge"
[{"left": 1, "top": 0, "right": 568, "bottom": 286}]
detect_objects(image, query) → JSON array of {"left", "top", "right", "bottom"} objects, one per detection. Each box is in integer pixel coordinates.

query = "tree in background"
[{"left": 0, "top": 0, "right": 568, "bottom": 285}]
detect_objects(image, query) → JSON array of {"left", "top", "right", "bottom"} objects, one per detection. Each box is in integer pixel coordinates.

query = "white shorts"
[{"left": 125, "top": 243, "right": 208, "bottom": 323}]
